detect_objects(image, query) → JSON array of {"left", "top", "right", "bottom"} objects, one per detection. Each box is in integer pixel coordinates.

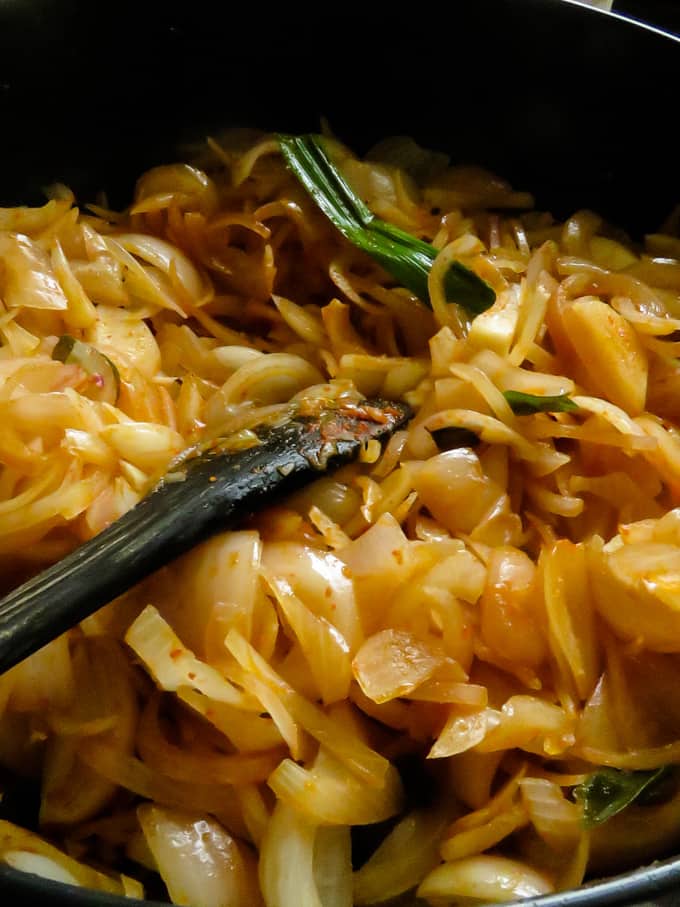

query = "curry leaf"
[
  {"left": 503, "top": 390, "right": 578, "bottom": 415},
  {"left": 575, "top": 766, "right": 673, "bottom": 828},
  {"left": 278, "top": 134, "right": 495, "bottom": 315}
]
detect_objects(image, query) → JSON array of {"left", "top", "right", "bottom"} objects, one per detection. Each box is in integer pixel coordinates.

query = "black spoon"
[{"left": 0, "top": 398, "right": 411, "bottom": 675}]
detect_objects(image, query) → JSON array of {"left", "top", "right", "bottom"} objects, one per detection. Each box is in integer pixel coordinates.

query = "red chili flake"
[
  {"left": 337, "top": 403, "right": 394, "bottom": 424},
  {"left": 392, "top": 548, "right": 404, "bottom": 565},
  {"left": 324, "top": 586, "right": 332, "bottom": 598},
  {"left": 170, "top": 648, "right": 183, "bottom": 660},
  {"left": 187, "top": 672, "right": 197, "bottom": 681}
]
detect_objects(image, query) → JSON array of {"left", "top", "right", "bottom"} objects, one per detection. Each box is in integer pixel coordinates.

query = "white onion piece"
[
  {"left": 3, "top": 851, "right": 80, "bottom": 886},
  {"left": 115, "top": 233, "right": 204, "bottom": 301},
  {"left": 86, "top": 304, "right": 161, "bottom": 377},
  {"left": 103, "top": 237, "right": 184, "bottom": 315},
  {"left": 208, "top": 353, "right": 324, "bottom": 417},
  {"left": 125, "top": 605, "right": 259, "bottom": 711},
  {"left": 0, "top": 232, "right": 68, "bottom": 310},
  {"left": 314, "top": 826, "right": 352, "bottom": 907},
  {"left": 138, "top": 805, "right": 261, "bottom": 907},
  {"left": 259, "top": 803, "right": 322, "bottom": 907},
  {"left": 0, "top": 198, "right": 71, "bottom": 234},
  {"left": 0, "top": 819, "right": 131, "bottom": 895},
  {"left": 41, "top": 639, "right": 138, "bottom": 825},
  {"left": 352, "top": 629, "right": 444, "bottom": 704},
  {"left": 101, "top": 422, "right": 184, "bottom": 473},
  {"left": 287, "top": 477, "right": 363, "bottom": 533},
  {"left": 266, "top": 572, "right": 352, "bottom": 705},
  {"left": 417, "top": 855, "right": 553, "bottom": 904},
  {"left": 519, "top": 777, "right": 581, "bottom": 852},
  {"left": 353, "top": 807, "right": 449, "bottom": 905},
  {"left": 268, "top": 749, "right": 403, "bottom": 826},
  {"left": 262, "top": 544, "right": 362, "bottom": 652},
  {"left": 339, "top": 514, "right": 415, "bottom": 634},
  {"left": 154, "top": 530, "right": 261, "bottom": 656},
  {"left": 273, "top": 295, "right": 327, "bottom": 346},
  {"left": 50, "top": 238, "right": 97, "bottom": 328},
  {"left": 212, "top": 346, "right": 264, "bottom": 373},
  {"left": 9, "top": 633, "right": 74, "bottom": 712},
  {"left": 134, "top": 164, "right": 219, "bottom": 215}
]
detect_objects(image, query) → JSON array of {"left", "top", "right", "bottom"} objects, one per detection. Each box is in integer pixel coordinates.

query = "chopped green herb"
[
  {"left": 278, "top": 134, "right": 495, "bottom": 315},
  {"left": 575, "top": 766, "right": 673, "bottom": 828},
  {"left": 503, "top": 390, "right": 578, "bottom": 415}
]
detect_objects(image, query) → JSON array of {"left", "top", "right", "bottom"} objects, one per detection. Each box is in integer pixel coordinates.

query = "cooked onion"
[{"left": 4, "top": 130, "right": 680, "bottom": 904}]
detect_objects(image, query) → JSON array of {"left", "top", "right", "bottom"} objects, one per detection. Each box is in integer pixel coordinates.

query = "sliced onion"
[
  {"left": 519, "top": 777, "right": 581, "bottom": 853},
  {"left": 0, "top": 819, "right": 135, "bottom": 896},
  {"left": 100, "top": 422, "right": 184, "bottom": 473},
  {"left": 137, "top": 693, "right": 282, "bottom": 785},
  {"left": 125, "top": 604, "right": 259, "bottom": 711},
  {"left": 480, "top": 546, "right": 547, "bottom": 669},
  {"left": 353, "top": 807, "right": 449, "bottom": 904},
  {"left": 133, "top": 164, "right": 219, "bottom": 215},
  {"left": 272, "top": 295, "right": 327, "bottom": 345},
  {"left": 412, "top": 448, "right": 511, "bottom": 535},
  {"left": 262, "top": 543, "right": 362, "bottom": 652},
  {"left": 86, "top": 304, "right": 161, "bottom": 378},
  {"left": 0, "top": 198, "right": 72, "bottom": 234},
  {"left": 115, "top": 233, "right": 205, "bottom": 302},
  {"left": 542, "top": 540, "right": 599, "bottom": 700},
  {"left": 153, "top": 530, "right": 262, "bottom": 658},
  {"left": 268, "top": 748, "right": 403, "bottom": 826},
  {"left": 208, "top": 353, "right": 324, "bottom": 416},
  {"left": 225, "top": 629, "right": 389, "bottom": 786},
  {"left": 477, "top": 696, "right": 575, "bottom": 756},
  {"left": 259, "top": 802, "right": 322, "bottom": 907},
  {"left": 2, "top": 851, "right": 81, "bottom": 886},
  {"left": 103, "top": 237, "right": 185, "bottom": 315},
  {"left": 178, "top": 688, "right": 284, "bottom": 752},
  {"left": 264, "top": 572, "right": 352, "bottom": 704},
  {"left": 314, "top": 826, "right": 352, "bottom": 907},
  {"left": 41, "top": 639, "right": 138, "bottom": 825},
  {"left": 440, "top": 804, "right": 528, "bottom": 862},
  {"left": 50, "top": 239, "right": 97, "bottom": 328},
  {"left": 429, "top": 710, "right": 497, "bottom": 759},
  {"left": 138, "top": 804, "right": 261, "bottom": 907},
  {"left": 338, "top": 513, "right": 416, "bottom": 634},
  {"left": 0, "top": 232, "right": 68, "bottom": 310},
  {"left": 417, "top": 855, "right": 553, "bottom": 904},
  {"left": 8, "top": 632, "right": 74, "bottom": 712},
  {"left": 352, "top": 629, "right": 444, "bottom": 703},
  {"left": 79, "top": 741, "right": 245, "bottom": 831}
]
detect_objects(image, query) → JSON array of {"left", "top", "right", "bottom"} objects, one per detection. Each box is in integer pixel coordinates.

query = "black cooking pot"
[{"left": 0, "top": 1, "right": 679, "bottom": 904}]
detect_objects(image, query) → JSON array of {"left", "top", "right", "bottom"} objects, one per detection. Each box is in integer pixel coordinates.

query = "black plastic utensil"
[{"left": 0, "top": 399, "right": 411, "bottom": 676}]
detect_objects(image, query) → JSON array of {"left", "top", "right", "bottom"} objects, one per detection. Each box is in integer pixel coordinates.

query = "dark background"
[
  {"left": 0, "top": 0, "right": 678, "bottom": 235},
  {"left": 616, "top": 0, "right": 680, "bottom": 34}
]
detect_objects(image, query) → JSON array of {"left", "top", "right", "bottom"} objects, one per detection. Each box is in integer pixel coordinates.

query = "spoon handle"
[{"left": 0, "top": 400, "right": 410, "bottom": 674}]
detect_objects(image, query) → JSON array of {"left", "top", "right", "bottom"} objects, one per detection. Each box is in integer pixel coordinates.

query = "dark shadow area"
[{"left": 0, "top": 0, "right": 678, "bottom": 235}]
